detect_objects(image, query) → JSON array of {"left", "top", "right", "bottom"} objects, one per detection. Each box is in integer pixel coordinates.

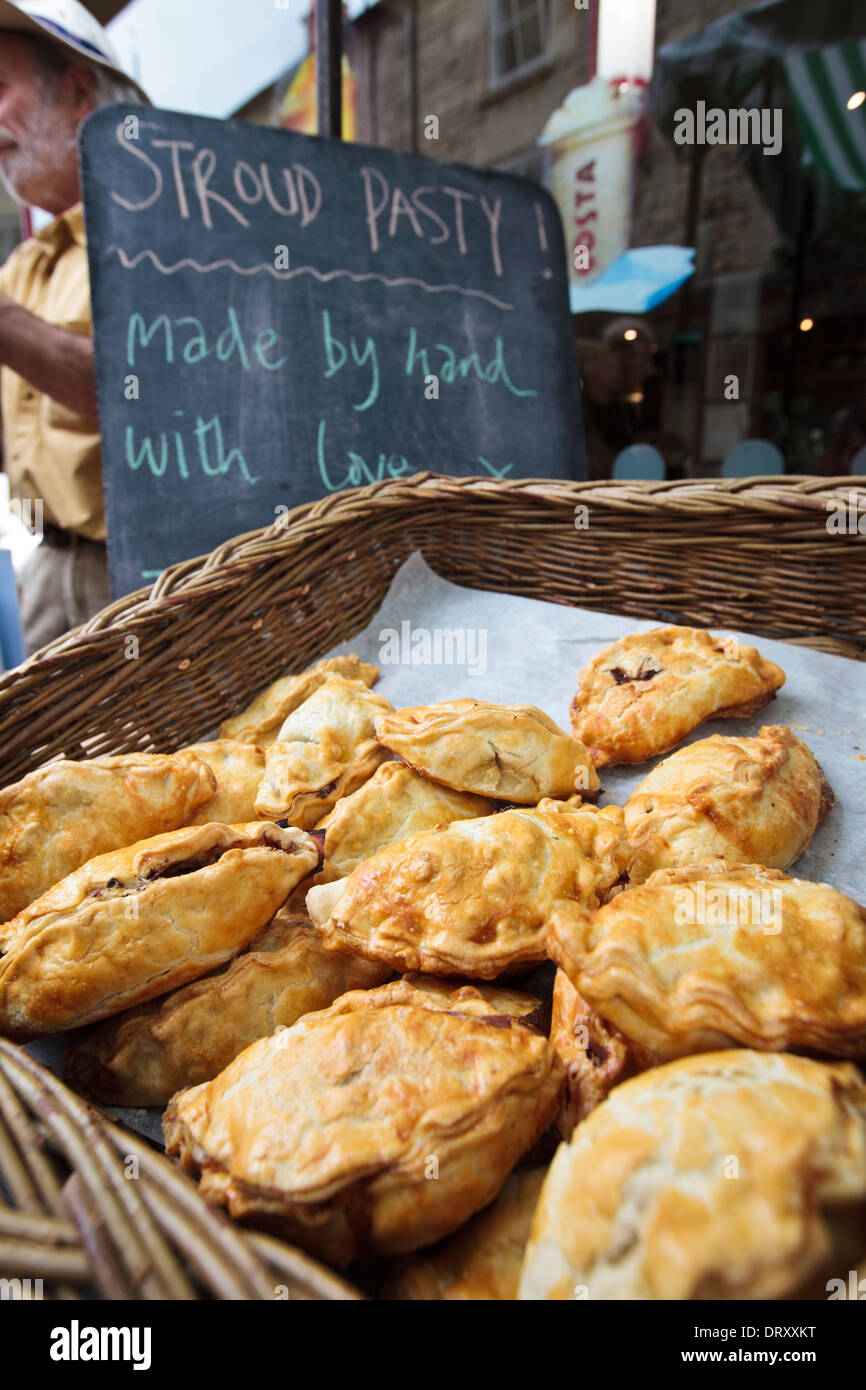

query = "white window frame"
[{"left": 487, "top": 0, "right": 552, "bottom": 90}]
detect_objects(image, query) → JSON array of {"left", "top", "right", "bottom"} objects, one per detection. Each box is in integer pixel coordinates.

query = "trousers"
[{"left": 18, "top": 536, "right": 110, "bottom": 656}]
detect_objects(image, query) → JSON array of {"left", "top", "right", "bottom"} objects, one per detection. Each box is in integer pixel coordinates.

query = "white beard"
[{"left": 0, "top": 101, "right": 79, "bottom": 206}]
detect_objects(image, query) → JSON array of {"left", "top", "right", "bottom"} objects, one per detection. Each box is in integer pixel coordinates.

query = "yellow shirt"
[{"left": 0, "top": 202, "right": 104, "bottom": 540}]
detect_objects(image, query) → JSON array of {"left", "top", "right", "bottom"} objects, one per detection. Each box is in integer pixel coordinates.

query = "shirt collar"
[{"left": 33, "top": 202, "right": 86, "bottom": 251}]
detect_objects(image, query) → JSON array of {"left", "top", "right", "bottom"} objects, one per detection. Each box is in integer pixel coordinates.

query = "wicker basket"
[
  {"left": 1, "top": 474, "right": 864, "bottom": 787},
  {"left": 0, "top": 472, "right": 863, "bottom": 1299},
  {"left": 0, "top": 1039, "right": 362, "bottom": 1300}
]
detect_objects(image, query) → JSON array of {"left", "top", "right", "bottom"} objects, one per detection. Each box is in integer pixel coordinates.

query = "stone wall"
[{"left": 353, "top": 0, "right": 591, "bottom": 171}]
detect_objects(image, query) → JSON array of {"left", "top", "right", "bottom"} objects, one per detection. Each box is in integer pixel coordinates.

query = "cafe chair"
[
  {"left": 722, "top": 440, "right": 784, "bottom": 477},
  {"left": 612, "top": 445, "right": 666, "bottom": 480}
]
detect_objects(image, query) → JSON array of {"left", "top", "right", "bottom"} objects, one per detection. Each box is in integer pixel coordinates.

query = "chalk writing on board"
[
  {"left": 109, "top": 123, "right": 508, "bottom": 271},
  {"left": 82, "top": 105, "right": 585, "bottom": 596}
]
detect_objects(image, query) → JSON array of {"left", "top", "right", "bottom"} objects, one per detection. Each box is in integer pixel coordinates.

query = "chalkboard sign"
[{"left": 81, "top": 105, "right": 585, "bottom": 597}]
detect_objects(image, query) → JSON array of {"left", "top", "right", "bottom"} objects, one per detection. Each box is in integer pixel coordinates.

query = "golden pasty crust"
[
  {"left": 164, "top": 980, "right": 564, "bottom": 1265},
  {"left": 346, "top": 973, "right": 548, "bottom": 1028},
  {"left": 548, "top": 859, "right": 866, "bottom": 1060},
  {"left": 0, "top": 822, "right": 320, "bottom": 1038},
  {"left": 374, "top": 699, "right": 600, "bottom": 802},
  {"left": 549, "top": 968, "right": 646, "bottom": 1136},
  {"left": 569, "top": 626, "right": 785, "bottom": 768},
  {"left": 219, "top": 654, "right": 379, "bottom": 747},
  {"left": 306, "top": 801, "right": 630, "bottom": 979},
  {"left": 383, "top": 1167, "right": 547, "bottom": 1300},
  {"left": 185, "top": 741, "right": 265, "bottom": 825},
  {"left": 0, "top": 752, "right": 216, "bottom": 926},
  {"left": 316, "top": 761, "right": 493, "bottom": 877},
  {"left": 255, "top": 677, "right": 392, "bottom": 827},
  {"left": 64, "top": 912, "right": 390, "bottom": 1107},
  {"left": 624, "top": 725, "right": 833, "bottom": 883},
  {"left": 518, "top": 1051, "right": 866, "bottom": 1301}
]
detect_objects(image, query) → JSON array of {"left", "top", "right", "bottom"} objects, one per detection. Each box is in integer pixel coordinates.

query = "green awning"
[{"left": 786, "top": 39, "right": 866, "bottom": 190}]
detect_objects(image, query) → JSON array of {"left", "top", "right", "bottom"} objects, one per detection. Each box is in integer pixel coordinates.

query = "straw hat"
[{"left": 0, "top": 0, "right": 148, "bottom": 101}]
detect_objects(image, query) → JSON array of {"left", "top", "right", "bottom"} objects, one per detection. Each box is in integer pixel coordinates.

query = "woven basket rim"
[
  {"left": 0, "top": 1035, "right": 364, "bottom": 1299},
  {"left": 5, "top": 473, "right": 864, "bottom": 680}
]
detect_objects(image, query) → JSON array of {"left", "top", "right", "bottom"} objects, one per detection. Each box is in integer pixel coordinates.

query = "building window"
[{"left": 488, "top": 0, "right": 550, "bottom": 86}]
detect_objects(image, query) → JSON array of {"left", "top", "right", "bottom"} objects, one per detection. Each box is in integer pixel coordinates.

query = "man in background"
[{"left": 0, "top": 0, "right": 146, "bottom": 653}]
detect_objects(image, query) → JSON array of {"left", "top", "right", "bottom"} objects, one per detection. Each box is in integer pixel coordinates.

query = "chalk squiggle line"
[{"left": 106, "top": 245, "right": 515, "bottom": 311}]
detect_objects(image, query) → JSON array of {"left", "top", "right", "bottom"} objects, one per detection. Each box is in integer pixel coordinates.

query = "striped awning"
[{"left": 787, "top": 40, "right": 866, "bottom": 189}]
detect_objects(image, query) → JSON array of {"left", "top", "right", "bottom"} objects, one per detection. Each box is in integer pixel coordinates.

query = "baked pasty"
[
  {"left": 624, "top": 725, "right": 833, "bottom": 883},
  {"left": 0, "top": 822, "right": 320, "bottom": 1038},
  {"left": 382, "top": 1167, "right": 547, "bottom": 1300},
  {"left": 518, "top": 1051, "right": 866, "bottom": 1300},
  {"left": 316, "top": 761, "right": 493, "bottom": 876},
  {"left": 64, "top": 911, "right": 390, "bottom": 1106},
  {"left": 548, "top": 859, "right": 866, "bottom": 1060},
  {"left": 254, "top": 677, "right": 393, "bottom": 827},
  {"left": 549, "top": 968, "right": 645, "bottom": 1135},
  {"left": 374, "top": 700, "right": 600, "bottom": 801},
  {"left": 220, "top": 655, "right": 379, "bottom": 746},
  {"left": 570, "top": 626, "right": 785, "bottom": 768},
  {"left": 290, "top": 777, "right": 548, "bottom": 918},
  {"left": 164, "top": 977, "right": 564, "bottom": 1265},
  {"left": 306, "top": 801, "right": 630, "bottom": 979},
  {"left": 185, "top": 741, "right": 265, "bottom": 825},
  {"left": 374, "top": 973, "right": 548, "bottom": 1028},
  {"left": 0, "top": 752, "right": 216, "bottom": 926}
]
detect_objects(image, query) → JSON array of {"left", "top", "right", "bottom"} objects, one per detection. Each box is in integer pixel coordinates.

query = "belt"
[{"left": 41, "top": 522, "right": 105, "bottom": 549}]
